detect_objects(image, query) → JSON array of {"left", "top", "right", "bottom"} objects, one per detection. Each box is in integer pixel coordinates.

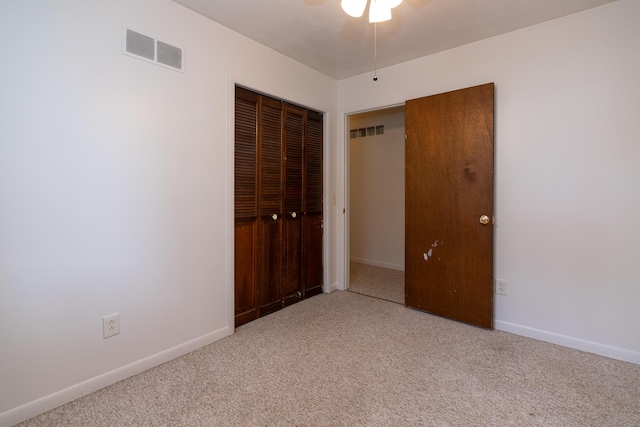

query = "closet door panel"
[
  {"left": 282, "top": 218, "right": 302, "bottom": 306},
  {"left": 235, "top": 221, "right": 258, "bottom": 325},
  {"left": 258, "top": 97, "right": 284, "bottom": 315},
  {"left": 283, "top": 106, "right": 305, "bottom": 304},
  {"left": 303, "top": 111, "right": 323, "bottom": 295},
  {"left": 304, "top": 112, "right": 323, "bottom": 214},
  {"left": 284, "top": 107, "right": 304, "bottom": 214},
  {"left": 303, "top": 213, "right": 323, "bottom": 297},
  {"left": 258, "top": 217, "right": 282, "bottom": 315},
  {"left": 235, "top": 89, "right": 258, "bottom": 219},
  {"left": 260, "top": 97, "right": 284, "bottom": 215},
  {"left": 234, "top": 88, "right": 258, "bottom": 327}
]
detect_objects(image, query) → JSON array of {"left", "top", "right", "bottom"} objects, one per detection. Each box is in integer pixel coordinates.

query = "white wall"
[
  {"left": 0, "top": 1, "right": 337, "bottom": 425},
  {"left": 338, "top": 0, "right": 640, "bottom": 364},
  {"left": 349, "top": 109, "right": 405, "bottom": 270}
]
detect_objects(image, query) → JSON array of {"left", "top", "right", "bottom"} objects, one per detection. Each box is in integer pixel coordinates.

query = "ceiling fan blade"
[
  {"left": 341, "top": 0, "right": 368, "bottom": 18},
  {"left": 369, "top": 0, "right": 392, "bottom": 23}
]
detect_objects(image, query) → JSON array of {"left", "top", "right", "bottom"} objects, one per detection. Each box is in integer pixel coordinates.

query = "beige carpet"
[
  {"left": 349, "top": 262, "right": 404, "bottom": 304},
  {"left": 18, "top": 291, "right": 640, "bottom": 426}
]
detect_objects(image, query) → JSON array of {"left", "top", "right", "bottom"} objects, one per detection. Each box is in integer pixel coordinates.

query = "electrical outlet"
[
  {"left": 496, "top": 279, "right": 507, "bottom": 296},
  {"left": 103, "top": 313, "right": 120, "bottom": 338}
]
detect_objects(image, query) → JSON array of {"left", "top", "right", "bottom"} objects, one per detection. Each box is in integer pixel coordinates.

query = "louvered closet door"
[
  {"left": 234, "top": 87, "right": 323, "bottom": 327},
  {"left": 258, "top": 96, "right": 284, "bottom": 316},
  {"left": 282, "top": 105, "right": 305, "bottom": 306},
  {"left": 234, "top": 87, "right": 259, "bottom": 327},
  {"left": 303, "top": 110, "right": 323, "bottom": 297}
]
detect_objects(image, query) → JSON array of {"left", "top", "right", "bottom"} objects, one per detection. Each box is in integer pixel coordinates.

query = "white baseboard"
[
  {"left": 350, "top": 257, "right": 404, "bottom": 271},
  {"left": 0, "top": 327, "right": 230, "bottom": 427},
  {"left": 323, "top": 281, "right": 338, "bottom": 292},
  {"left": 495, "top": 320, "right": 640, "bottom": 365}
]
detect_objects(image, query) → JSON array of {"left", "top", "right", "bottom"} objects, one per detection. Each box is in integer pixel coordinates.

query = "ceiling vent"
[{"left": 122, "top": 26, "right": 185, "bottom": 73}]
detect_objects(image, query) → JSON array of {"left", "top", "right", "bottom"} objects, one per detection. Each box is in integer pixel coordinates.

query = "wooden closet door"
[
  {"left": 258, "top": 96, "right": 284, "bottom": 317},
  {"left": 234, "top": 87, "right": 259, "bottom": 327},
  {"left": 234, "top": 87, "right": 324, "bottom": 327},
  {"left": 303, "top": 110, "right": 323, "bottom": 297},
  {"left": 282, "top": 105, "right": 305, "bottom": 306}
]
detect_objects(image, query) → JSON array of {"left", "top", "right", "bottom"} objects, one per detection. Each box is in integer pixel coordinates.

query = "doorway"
[
  {"left": 344, "top": 83, "right": 495, "bottom": 329},
  {"left": 347, "top": 106, "right": 405, "bottom": 304}
]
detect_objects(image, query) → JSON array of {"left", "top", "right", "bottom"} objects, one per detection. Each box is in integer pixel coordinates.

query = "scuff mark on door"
[{"left": 423, "top": 240, "right": 443, "bottom": 261}]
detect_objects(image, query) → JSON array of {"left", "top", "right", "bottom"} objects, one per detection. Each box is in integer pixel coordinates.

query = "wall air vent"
[
  {"left": 350, "top": 125, "right": 384, "bottom": 139},
  {"left": 122, "top": 26, "right": 185, "bottom": 73},
  {"left": 157, "top": 41, "right": 182, "bottom": 69}
]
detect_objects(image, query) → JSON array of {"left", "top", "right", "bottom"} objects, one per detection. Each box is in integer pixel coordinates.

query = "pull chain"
[{"left": 373, "top": 22, "right": 378, "bottom": 81}]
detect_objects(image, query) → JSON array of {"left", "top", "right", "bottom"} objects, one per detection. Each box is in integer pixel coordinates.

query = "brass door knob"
[
  {"left": 272, "top": 214, "right": 278, "bottom": 220},
  {"left": 291, "top": 212, "right": 297, "bottom": 218},
  {"left": 479, "top": 215, "right": 490, "bottom": 225}
]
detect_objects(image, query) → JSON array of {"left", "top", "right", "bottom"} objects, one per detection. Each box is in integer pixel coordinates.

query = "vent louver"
[
  {"left": 157, "top": 41, "right": 182, "bottom": 69},
  {"left": 350, "top": 125, "right": 384, "bottom": 139},
  {"left": 122, "top": 26, "right": 185, "bottom": 73},
  {"left": 125, "top": 29, "right": 154, "bottom": 60}
]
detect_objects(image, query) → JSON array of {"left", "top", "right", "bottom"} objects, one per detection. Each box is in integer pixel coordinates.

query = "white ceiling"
[{"left": 171, "top": 0, "right": 617, "bottom": 80}]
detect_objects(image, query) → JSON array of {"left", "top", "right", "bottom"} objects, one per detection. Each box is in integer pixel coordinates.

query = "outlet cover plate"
[
  {"left": 103, "top": 313, "right": 120, "bottom": 338},
  {"left": 496, "top": 279, "right": 507, "bottom": 296}
]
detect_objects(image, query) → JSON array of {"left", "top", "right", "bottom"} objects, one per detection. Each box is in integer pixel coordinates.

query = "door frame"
[
  {"left": 227, "top": 75, "right": 331, "bottom": 331},
  {"left": 342, "top": 103, "right": 406, "bottom": 292}
]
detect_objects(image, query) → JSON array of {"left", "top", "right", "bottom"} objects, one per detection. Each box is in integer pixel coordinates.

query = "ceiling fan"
[
  {"left": 341, "top": 0, "right": 404, "bottom": 23},
  {"left": 341, "top": 0, "right": 404, "bottom": 81}
]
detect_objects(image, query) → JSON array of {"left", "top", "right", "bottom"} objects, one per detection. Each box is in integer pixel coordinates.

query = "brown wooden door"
[
  {"left": 282, "top": 105, "right": 304, "bottom": 306},
  {"left": 303, "top": 111, "right": 323, "bottom": 297},
  {"left": 257, "top": 96, "right": 284, "bottom": 317},
  {"left": 234, "top": 87, "right": 323, "bottom": 327},
  {"left": 234, "top": 88, "right": 259, "bottom": 327},
  {"left": 405, "top": 83, "right": 495, "bottom": 329}
]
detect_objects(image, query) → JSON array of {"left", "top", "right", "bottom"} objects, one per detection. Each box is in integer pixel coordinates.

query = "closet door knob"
[
  {"left": 291, "top": 212, "right": 297, "bottom": 218},
  {"left": 272, "top": 214, "right": 278, "bottom": 220},
  {"left": 479, "top": 215, "right": 490, "bottom": 225}
]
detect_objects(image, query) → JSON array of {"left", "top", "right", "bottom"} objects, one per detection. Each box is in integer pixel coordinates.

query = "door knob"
[
  {"left": 479, "top": 215, "right": 490, "bottom": 225},
  {"left": 272, "top": 214, "right": 278, "bottom": 220},
  {"left": 291, "top": 212, "right": 297, "bottom": 218}
]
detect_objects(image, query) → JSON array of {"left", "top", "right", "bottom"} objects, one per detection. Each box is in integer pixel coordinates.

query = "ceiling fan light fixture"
[
  {"left": 369, "top": 0, "right": 392, "bottom": 23},
  {"left": 341, "top": 0, "right": 367, "bottom": 18}
]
